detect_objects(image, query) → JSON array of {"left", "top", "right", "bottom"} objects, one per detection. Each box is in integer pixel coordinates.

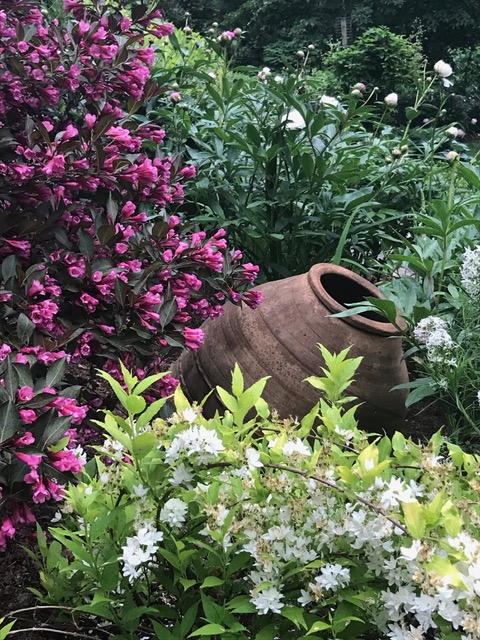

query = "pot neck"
[{"left": 307, "top": 264, "right": 406, "bottom": 336}]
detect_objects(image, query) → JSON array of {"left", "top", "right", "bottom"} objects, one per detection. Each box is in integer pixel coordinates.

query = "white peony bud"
[
  {"left": 384, "top": 92, "right": 398, "bottom": 107},
  {"left": 446, "top": 126, "right": 459, "bottom": 137}
]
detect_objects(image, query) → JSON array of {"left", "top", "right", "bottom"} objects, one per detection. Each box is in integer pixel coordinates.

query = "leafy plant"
[
  {"left": 0, "top": 1, "right": 260, "bottom": 545},
  {"left": 28, "top": 348, "right": 480, "bottom": 639}
]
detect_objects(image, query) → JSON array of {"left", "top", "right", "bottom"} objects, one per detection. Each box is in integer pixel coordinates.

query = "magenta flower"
[
  {"left": 13, "top": 432, "right": 35, "bottom": 446},
  {"left": 32, "top": 480, "right": 50, "bottom": 504},
  {"left": 15, "top": 452, "right": 43, "bottom": 468},
  {"left": 183, "top": 327, "right": 205, "bottom": 350},
  {"left": 17, "top": 386, "right": 34, "bottom": 402},
  {"left": 19, "top": 409, "right": 37, "bottom": 424}
]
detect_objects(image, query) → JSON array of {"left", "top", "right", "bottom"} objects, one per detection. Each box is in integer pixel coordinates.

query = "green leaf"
[
  {"left": 402, "top": 501, "right": 426, "bottom": 539},
  {"left": 17, "top": 312, "right": 36, "bottom": 343},
  {"left": 125, "top": 394, "right": 147, "bottom": 416},
  {"left": 0, "top": 401, "right": 20, "bottom": 444},
  {"left": 216, "top": 387, "right": 238, "bottom": 412},
  {"left": 132, "top": 431, "right": 157, "bottom": 459},
  {"left": 306, "top": 621, "right": 331, "bottom": 635},
  {"left": 136, "top": 397, "right": 168, "bottom": 429},
  {"left": 0, "top": 618, "right": 16, "bottom": 639},
  {"left": 189, "top": 623, "right": 226, "bottom": 637},
  {"left": 231, "top": 364, "right": 244, "bottom": 397},
  {"left": 405, "top": 106, "right": 420, "bottom": 121},
  {"left": 201, "top": 576, "right": 225, "bottom": 589},
  {"left": 133, "top": 372, "right": 167, "bottom": 396},
  {"left": 39, "top": 416, "right": 72, "bottom": 449},
  {"left": 46, "top": 357, "right": 67, "bottom": 388}
]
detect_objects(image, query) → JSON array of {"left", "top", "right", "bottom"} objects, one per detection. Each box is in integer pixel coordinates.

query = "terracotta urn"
[{"left": 172, "top": 263, "right": 409, "bottom": 433}]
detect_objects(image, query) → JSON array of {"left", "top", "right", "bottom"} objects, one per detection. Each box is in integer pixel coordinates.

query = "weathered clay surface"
[{"left": 173, "top": 263, "right": 409, "bottom": 433}]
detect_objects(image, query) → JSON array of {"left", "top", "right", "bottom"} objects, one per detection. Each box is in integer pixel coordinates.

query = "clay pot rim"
[{"left": 308, "top": 263, "right": 407, "bottom": 336}]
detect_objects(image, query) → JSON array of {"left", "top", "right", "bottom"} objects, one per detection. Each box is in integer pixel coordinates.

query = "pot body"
[{"left": 172, "top": 264, "right": 409, "bottom": 433}]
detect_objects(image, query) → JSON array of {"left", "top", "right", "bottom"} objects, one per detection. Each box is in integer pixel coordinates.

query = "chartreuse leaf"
[
  {"left": 216, "top": 387, "right": 238, "bottom": 412},
  {"left": 426, "top": 556, "right": 466, "bottom": 589},
  {"left": 173, "top": 384, "right": 191, "bottom": 413},
  {"left": 94, "top": 412, "right": 131, "bottom": 449},
  {"left": 125, "top": 394, "right": 146, "bottom": 416},
  {"left": 402, "top": 501, "right": 426, "bottom": 539},
  {"left": 0, "top": 618, "right": 16, "bottom": 639},
  {"left": 119, "top": 361, "right": 137, "bottom": 392},
  {"left": 132, "top": 431, "right": 157, "bottom": 459},
  {"left": 133, "top": 372, "right": 168, "bottom": 396},
  {"left": 441, "top": 500, "right": 462, "bottom": 537},
  {"left": 136, "top": 397, "right": 168, "bottom": 429},
  {"left": 231, "top": 363, "right": 244, "bottom": 397},
  {"left": 97, "top": 370, "right": 129, "bottom": 408}
]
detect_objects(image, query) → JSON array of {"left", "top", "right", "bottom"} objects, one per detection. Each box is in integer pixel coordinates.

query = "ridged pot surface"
[{"left": 172, "top": 263, "right": 409, "bottom": 434}]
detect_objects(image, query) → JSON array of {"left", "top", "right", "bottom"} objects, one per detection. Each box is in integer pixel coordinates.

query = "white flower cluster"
[
  {"left": 120, "top": 522, "right": 163, "bottom": 583},
  {"left": 413, "top": 316, "right": 455, "bottom": 364},
  {"left": 165, "top": 424, "right": 225, "bottom": 465},
  {"left": 461, "top": 246, "right": 480, "bottom": 298},
  {"left": 159, "top": 498, "right": 188, "bottom": 529}
]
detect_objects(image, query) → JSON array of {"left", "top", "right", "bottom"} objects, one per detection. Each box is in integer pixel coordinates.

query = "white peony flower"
[
  {"left": 384, "top": 92, "right": 398, "bottom": 107},
  {"left": 320, "top": 94, "right": 339, "bottom": 107},
  {"left": 434, "top": 60, "right": 453, "bottom": 87},
  {"left": 281, "top": 108, "right": 306, "bottom": 130}
]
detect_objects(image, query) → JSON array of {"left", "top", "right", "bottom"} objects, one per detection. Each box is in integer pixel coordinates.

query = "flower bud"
[
  {"left": 212, "top": 22, "right": 219, "bottom": 27},
  {"left": 183, "top": 26, "right": 192, "bottom": 34},
  {"left": 351, "top": 89, "right": 362, "bottom": 97},
  {"left": 446, "top": 151, "right": 458, "bottom": 161},
  {"left": 296, "top": 50, "right": 305, "bottom": 58},
  {"left": 234, "top": 28, "right": 242, "bottom": 36},
  {"left": 308, "top": 44, "right": 315, "bottom": 50},
  {"left": 171, "top": 82, "right": 179, "bottom": 90},
  {"left": 392, "top": 148, "right": 402, "bottom": 157},
  {"left": 400, "top": 144, "right": 408, "bottom": 152},
  {"left": 384, "top": 92, "right": 398, "bottom": 107}
]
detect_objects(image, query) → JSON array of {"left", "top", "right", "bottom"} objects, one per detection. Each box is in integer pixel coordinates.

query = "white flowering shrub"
[{"left": 33, "top": 349, "right": 480, "bottom": 640}]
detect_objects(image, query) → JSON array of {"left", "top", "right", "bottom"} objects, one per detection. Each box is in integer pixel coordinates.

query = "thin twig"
[
  {"left": 265, "top": 462, "right": 408, "bottom": 535},
  {"left": 4, "top": 606, "right": 74, "bottom": 618},
  {"left": 7, "top": 627, "right": 107, "bottom": 639}
]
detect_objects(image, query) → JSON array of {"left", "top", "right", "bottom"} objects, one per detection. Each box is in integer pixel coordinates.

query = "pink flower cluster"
[{"left": 0, "top": 1, "right": 262, "bottom": 549}]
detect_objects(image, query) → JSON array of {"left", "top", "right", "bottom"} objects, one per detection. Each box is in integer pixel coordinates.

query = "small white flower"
[
  {"left": 282, "top": 438, "right": 310, "bottom": 458},
  {"left": 384, "top": 92, "right": 398, "bottom": 107},
  {"left": 282, "top": 108, "right": 306, "bottom": 130},
  {"left": 315, "top": 563, "right": 350, "bottom": 591},
  {"left": 250, "top": 586, "right": 284, "bottom": 614},
  {"left": 246, "top": 447, "right": 263, "bottom": 469},
  {"left": 182, "top": 407, "right": 197, "bottom": 424},
  {"left": 461, "top": 245, "right": 480, "bottom": 297},
  {"left": 159, "top": 498, "right": 188, "bottom": 529},
  {"left": 51, "top": 511, "right": 62, "bottom": 523},
  {"left": 297, "top": 588, "right": 313, "bottom": 606},
  {"left": 400, "top": 539, "right": 422, "bottom": 562},
  {"left": 132, "top": 484, "right": 148, "bottom": 498},
  {"left": 169, "top": 462, "right": 194, "bottom": 486},
  {"left": 274, "top": 75, "right": 284, "bottom": 84}
]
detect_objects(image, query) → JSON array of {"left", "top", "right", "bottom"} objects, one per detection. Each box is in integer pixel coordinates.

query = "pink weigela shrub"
[{"left": 0, "top": 0, "right": 261, "bottom": 547}]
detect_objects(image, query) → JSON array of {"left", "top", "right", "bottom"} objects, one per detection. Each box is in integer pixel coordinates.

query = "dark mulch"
[{"left": 0, "top": 400, "right": 448, "bottom": 639}]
